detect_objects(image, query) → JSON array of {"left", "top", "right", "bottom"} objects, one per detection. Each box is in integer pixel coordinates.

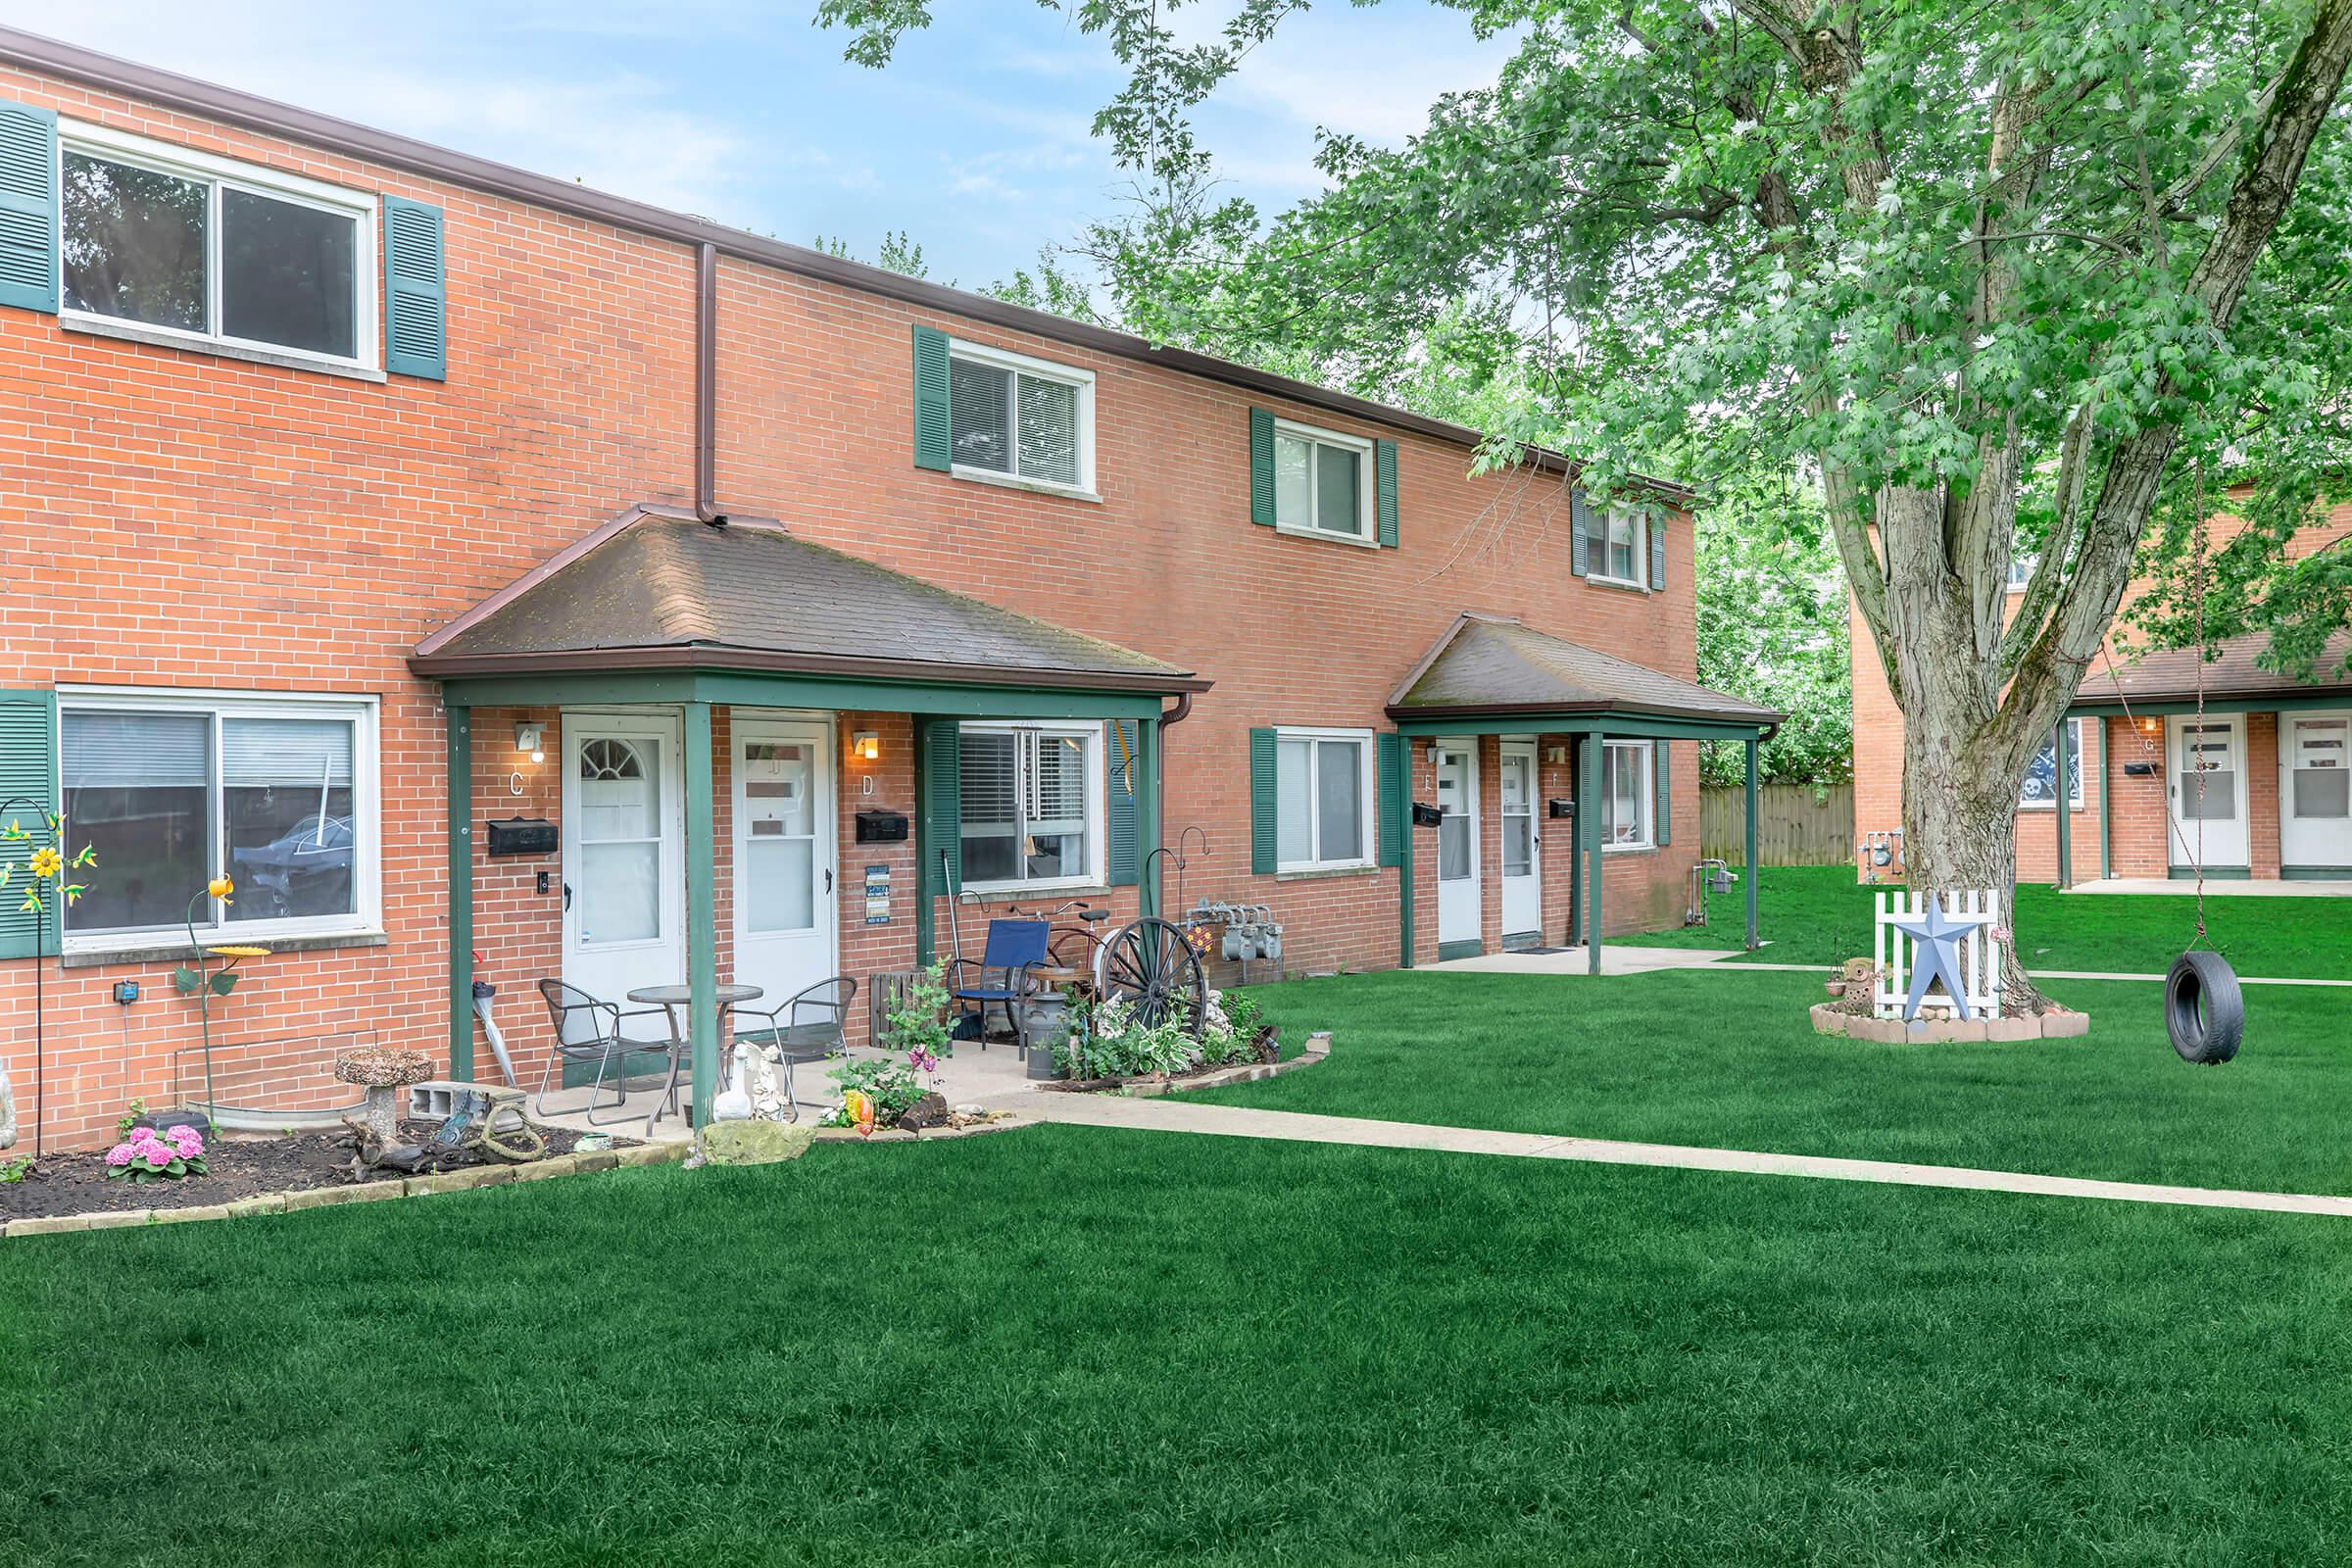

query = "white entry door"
[
  {"left": 562, "top": 714, "right": 686, "bottom": 1036},
  {"left": 2168, "top": 715, "right": 2249, "bottom": 870},
  {"left": 733, "top": 718, "right": 837, "bottom": 1013},
  {"left": 1498, "top": 741, "right": 1541, "bottom": 938},
  {"left": 2281, "top": 712, "right": 2352, "bottom": 871},
  {"left": 1435, "top": 741, "right": 1481, "bottom": 950}
]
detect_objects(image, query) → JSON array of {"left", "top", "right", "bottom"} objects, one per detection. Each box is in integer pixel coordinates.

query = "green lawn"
[
  {"left": 8, "top": 1127, "right": 2352, "bottom": 1566},
  {"left": 1614, "top": 864, "right": 2352, "bottom": 978},
  {"left": 1203, "top": 969, "right": 2352, "bottom": 1195}
]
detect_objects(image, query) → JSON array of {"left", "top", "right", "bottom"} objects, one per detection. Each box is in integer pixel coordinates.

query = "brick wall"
[{"left": 0, "top": 63, "right": 1703, "bottom": 1148}]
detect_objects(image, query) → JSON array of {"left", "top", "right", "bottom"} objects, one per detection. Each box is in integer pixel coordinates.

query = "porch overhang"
[
  {"left": 2066, "top": 631, "right": 2352, "bottom": 718},
  {"left": 1386, "top": 612, "right": 1782, "bottom": 739}
]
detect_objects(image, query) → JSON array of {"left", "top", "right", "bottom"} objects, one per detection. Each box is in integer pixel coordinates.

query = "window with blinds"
[
  {"left": 946, "top": 340, "right": 1093, "bottom": 492},
  {"left": 59, "top": 695, "right": 374, "bottom": 944},
  {"left": 957, "top": 723, "right": 1101, "bottom": 889}
]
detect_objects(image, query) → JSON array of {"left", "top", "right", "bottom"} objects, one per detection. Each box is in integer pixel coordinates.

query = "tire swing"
[{"left": 2103, "top": 457, "right": 2243, "bottom": 1064}]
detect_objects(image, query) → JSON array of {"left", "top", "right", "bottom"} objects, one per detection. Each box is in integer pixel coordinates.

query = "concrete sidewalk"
[
  {"left": 1430, "top": 944, "right": 2352, "bottom": 988},
  {"left": 1034, "top": 1093, "right": 2352, "bottom": 1219}
]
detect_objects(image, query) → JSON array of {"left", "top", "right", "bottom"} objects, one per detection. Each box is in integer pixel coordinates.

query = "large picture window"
[
  {"left": 1275, "top": 728, "right": 1372, "bottom": 870},
  {"left": 948, "top": 340, "right": 1094, "bottom": 493},
  {"left": 1601, "top": 740, "right": 1653, "bottom": 849},
  {"left": 2020, "top": 719, "right": 2086, "bottom": 809},
  {"left": 59, "top": 692, "right": 378, "bottom": 948},
  {"left": 60, "top": 122, "right": 373, "bottom": 368},
  {"left": 957, "top": 723, "right": 1102, "bottom": 890}
]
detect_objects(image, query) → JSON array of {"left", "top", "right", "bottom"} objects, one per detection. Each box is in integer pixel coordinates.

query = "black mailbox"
[
  {"left": 1410, "top": 802, "right": 1444, "bottom": 828},
  {"left": 2123, "top": 761, "right": 2158, "bottom": 777},
  {"left": 856, "top": 808, "right": 910, "bottom": 844},
  {"left": 1546, "top": 798, "right": 1576, "bottom": 819},
  {"left": 485, "top": 817, "right": 558, "bottom": 858}
]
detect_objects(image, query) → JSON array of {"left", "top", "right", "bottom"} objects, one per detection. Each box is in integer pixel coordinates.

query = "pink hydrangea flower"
[
  {"left": 105, "top": 1143, "right": 136, "bottom": 1166},
  {"left": 139, "top": 1143, "right": 176, "bottom": 1168},
  {"left": 167, "top": 1125, "right": 203, "bottom": 1154}
]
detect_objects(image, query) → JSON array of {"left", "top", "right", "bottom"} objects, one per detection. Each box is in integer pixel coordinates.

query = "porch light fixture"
[
  {"left": 514, "top": 722, "right": 547, "bottom": 763},
  {"left": 852, "top": 730, "right": 881, "bottom": 762},
  {"left": 2140, "top": 716, "right": 2161, "bottom": 735}
]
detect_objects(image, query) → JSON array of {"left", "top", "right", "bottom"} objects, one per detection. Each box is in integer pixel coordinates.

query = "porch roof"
[
  {"left": 410, "top": 505, "right": 1207, "bottom": 696},
  {"left": 2069, "top": 630, "right": 2352, "bottom": 715},
  {"left": 1387, "top": 613, "right": 1782, "bottom": 736}
]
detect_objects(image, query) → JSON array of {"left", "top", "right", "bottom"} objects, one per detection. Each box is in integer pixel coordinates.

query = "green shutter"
[
  {"left": 913, "top": 324, "right": 952, "bottom": 471},
  {"left": 1250, "top": 727, "right": 1278, "bottom": 874},
  {"left": 1249, "top": 408, "right": 1276, "bottom": 525},
  {"left": 1569, "top": 487, "right": 1592, "bottom": 576},
  {"left": 0, "top": 689, "right": 58, "bottom": 959},
  {"left": 1376, "top": 731, "right": 1403, "bottom": 867},
  {"left": 1654, "top": 740, "right": 1672, "bottom": 847},
  {"left": 1375, "top": 439, "right": 1398, "bottom": 548},
  {"left": 918, "top": 717, "right": 960, "bottom": 899},
  {"left": 0, "top": 98, "right": 58, "bottom": 315},
  {"left": 1106, "top": 718, "right": 1140, "bottom": 887},
  {"left": 1649, "top": 514, "right": 1667, "bottom": 591},
  {"left": 381, "top": 195, "right": 447, "bottom": 379}
]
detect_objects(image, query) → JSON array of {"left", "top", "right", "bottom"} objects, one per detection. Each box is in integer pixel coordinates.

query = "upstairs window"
[
  {"left": 1594, "top": 509, "right": 1648, "bottom": 587},
  {"left": 1272, "top": 419, "right": 1373, "bottom": 542},
  {"left": 948, "top": 340, "right": 1094, "bottom": 494},
  {"left": 60, "top": 123, "right": 373, "bottom": 368}
]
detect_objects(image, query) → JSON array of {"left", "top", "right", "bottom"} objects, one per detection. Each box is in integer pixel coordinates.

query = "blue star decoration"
[{"left": 1887, "top": 900, "right": 1994, "bottom": 1022}]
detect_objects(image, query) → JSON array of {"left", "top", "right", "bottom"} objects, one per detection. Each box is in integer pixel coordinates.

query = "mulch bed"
[{"left": 0, "top": 1120, "right": 637, "bottom": 1223}]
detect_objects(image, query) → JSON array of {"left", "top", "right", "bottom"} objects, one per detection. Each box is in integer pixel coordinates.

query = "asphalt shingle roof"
[{"left": 1390, "top": 613, "right": 1782, "bottom": 727}]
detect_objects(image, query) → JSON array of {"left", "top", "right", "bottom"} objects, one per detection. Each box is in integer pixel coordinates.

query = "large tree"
[{"left": 824, "top": 0, "right": 2352, "bottom": 999}]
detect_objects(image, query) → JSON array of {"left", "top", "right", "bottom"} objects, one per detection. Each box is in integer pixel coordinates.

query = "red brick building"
[
  {"left": 1849, "top": 505, "right": 2352, "bottom": 888},
  {"left": 0, "top": 30, "right": 1774, "bottom": 1150}
]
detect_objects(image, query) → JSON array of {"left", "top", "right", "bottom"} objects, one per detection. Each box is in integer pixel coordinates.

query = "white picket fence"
[{"left": 1872, "top": 889, "right": 2004, "bottom": 1020}]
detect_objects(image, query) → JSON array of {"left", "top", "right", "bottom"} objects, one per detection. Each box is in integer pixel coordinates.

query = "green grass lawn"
[
  {"left": 1203, "top": 969, "right": 2352, "bottom": 1195},
  {"left": 1614, "top": 864, "right": 2352, "bottom": 978},
  {"left": 8, "top": 1127, "right": 2352, "bottom": 1566}
]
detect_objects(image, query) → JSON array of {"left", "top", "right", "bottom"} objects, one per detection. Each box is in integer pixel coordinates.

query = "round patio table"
[{"left": 628, "top": 982, "right": 762, "bottom": 1136}]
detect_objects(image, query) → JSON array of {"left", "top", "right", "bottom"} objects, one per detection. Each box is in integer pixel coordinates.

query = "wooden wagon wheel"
[{"left": 1099, "top": 916, "right": 1207, "bottom": 1037}]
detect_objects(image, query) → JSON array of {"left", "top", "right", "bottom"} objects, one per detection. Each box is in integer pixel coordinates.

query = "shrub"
[{"left": 104, "top": 1123, "right": 208, "bottom": 1183}]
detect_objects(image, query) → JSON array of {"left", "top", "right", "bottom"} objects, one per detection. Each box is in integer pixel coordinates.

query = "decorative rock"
[
  {"left": 697, "top": 1120, "right": 815, "bottom": 1167},
  {"left": 897, "top": 1092, "right": 951, "bottom": 1132},
  {"left": 1304, "top": 1031, "right": 1333, "bottom": 1056}
]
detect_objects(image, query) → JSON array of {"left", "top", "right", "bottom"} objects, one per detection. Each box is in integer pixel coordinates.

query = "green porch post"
[
  {"left": 684, "top": 701, "right": 718, "bottom": 1127},
  {"left": 2053, "top": 717, "right": 2074, "bottom": 890},
  {"left": 1136, "top": 713, "right": 1161, "bottom": 919},
  {"left": 446, "top": 704, "right": 474, "bottom": 1082},
  {"left": 1398, "top": 739, "right": 1416, "bottom": 969},
  {"left": 1743, "top": 737, "right": 1760, "bottom": 951},
  {"left": 2099, "top": 720, "right": 2114, "bottom": 881},
  {"left": 1581, "top": 731, "right": 1602, "bottom": 974}
]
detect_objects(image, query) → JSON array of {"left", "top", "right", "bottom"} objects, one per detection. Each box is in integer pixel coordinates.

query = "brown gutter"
[
  {"left": 408, "top": 642, "right": 1213, "bottom": 696},
  {"left": 0, "top": 24, "right": 1693, "bottom": 499},
  {"left": 694, "top": 242, "right": 720, "bottom": 523}
]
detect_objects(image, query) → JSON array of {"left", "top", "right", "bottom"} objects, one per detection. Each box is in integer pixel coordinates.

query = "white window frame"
[
  {"left": 1591, "top": 507, "right": 1649, "bottom": 588},
  {"left": 947, "top": 338, "right": 1098, "bottom": 499},
  {"left": 1271, "top": 417, "right": 1378, "bottom": 547},
  {"left": 1274, "top": 726, "right": 1377, "bottom": 872},
  {"left": 1600, "top": 739, "right": 1654, "bottom": 851},
  {"left": 55, "top": 686, "right": 383, "bottom": 955},
  {"left": 956, "top": 720, "right": 1106, "bottom": 894},
  {"left": 2018, "top": 717, "right": 2086, "bottom": 810},
  {"left": 57, "top": 119, "right": 380, "bottom": 373}
]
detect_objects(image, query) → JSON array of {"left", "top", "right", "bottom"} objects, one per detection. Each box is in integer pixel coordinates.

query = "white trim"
[
  {"left": 946, "top": 336, "right": 1097, "bottom": 496},
  {"left": 1589, "top": 507, "right": 1649, "bottom": 589},
  {"left": 955, "top": 719, "right": 1107, "bottom": 895},
  {"left": 1600, "top": 738, "right": 1654, "bottom": 851},
  {"left": 1273, "top": 725, "right": 1377, "bottom": 873},
  {"left": 55, "top": 685, "right": 382, "bottom": 955},
  {"left": 58, "top": 118, "right": 380, "bottom": 374},
  {"left": 1270, "top": 416, "right": 1378, "bottom": 546}
]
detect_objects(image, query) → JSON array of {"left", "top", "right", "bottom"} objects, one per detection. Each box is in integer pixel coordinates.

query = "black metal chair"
[
  {"left": 949, "top": 919, "right": 1051, "bottom": 1051},
  {"left": 532, "top": 979, "right": 674, "bottom": 1125},
  {"left": 730, "top": 977, "right": 858, "bottom": 1122}
]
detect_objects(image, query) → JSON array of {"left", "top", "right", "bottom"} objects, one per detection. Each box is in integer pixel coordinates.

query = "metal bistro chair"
[
  {"left": 533, "top": 979, "right": 675, "bottom": 1125},
  {"left": 729, "top": 977, "right": 858, "bottom": 1123},
  {"left": 949, "top": 919, "right": 1052, "bottom": 1052}
]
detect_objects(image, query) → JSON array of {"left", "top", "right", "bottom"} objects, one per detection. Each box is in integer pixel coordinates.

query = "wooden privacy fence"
[{"left": 1700, "top": 782, "right": 1855, "bottom": 866}]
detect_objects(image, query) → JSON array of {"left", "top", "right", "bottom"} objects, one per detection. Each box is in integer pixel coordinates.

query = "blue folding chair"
[{"left": 948, "top": 919, "right": 1051, "bottom": 1052}]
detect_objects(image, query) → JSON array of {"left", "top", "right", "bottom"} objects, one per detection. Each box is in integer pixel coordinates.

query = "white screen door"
[
  {"left": 562, "top": 715, "right": 685, "bottom": 1038},
  {"left": 2168, "top": 715, "right": 2249, "bottom": 869},
  {"left": 733, "top": 719, "right": 836, "bottom": 1012},
  {"left": 1498, "top": 742, "right": 1541, "bottom": 938},
  {"left": 1435, "top": 741, "right": 1481, "bottom": 950},
  {"left": 2281, "top": 713, "right": 2352, "bottom": 871}
]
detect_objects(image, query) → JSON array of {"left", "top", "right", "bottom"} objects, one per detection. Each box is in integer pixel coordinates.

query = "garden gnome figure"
[{"left": 1887, "top": 898, "right": 1994, "bottom": 1022}]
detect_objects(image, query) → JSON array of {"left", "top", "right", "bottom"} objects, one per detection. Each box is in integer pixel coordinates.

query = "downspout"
[{"left": 694, "top": 241, "right": 723, "bottom": 524}]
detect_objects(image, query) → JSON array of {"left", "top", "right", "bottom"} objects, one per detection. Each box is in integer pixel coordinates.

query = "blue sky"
[{"left": 8, "top": 1, "right": 1517, "bottom": 287}]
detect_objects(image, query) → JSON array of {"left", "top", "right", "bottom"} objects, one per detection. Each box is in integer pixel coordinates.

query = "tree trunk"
[{"left": 1900, "top": 710, "right": 2040, "bottom": 1009}]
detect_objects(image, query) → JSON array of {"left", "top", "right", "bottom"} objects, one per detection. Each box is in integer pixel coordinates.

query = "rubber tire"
[{"left": 2166, "top": 950, "right": 2244, "bottom": 1064}]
